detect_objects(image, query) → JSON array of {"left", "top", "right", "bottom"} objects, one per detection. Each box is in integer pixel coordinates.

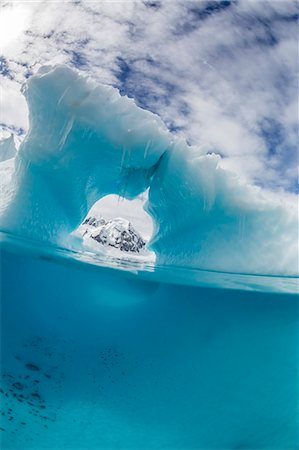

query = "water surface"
[{"left": 0, "top": 233, "right": 298, "bottom": 449}]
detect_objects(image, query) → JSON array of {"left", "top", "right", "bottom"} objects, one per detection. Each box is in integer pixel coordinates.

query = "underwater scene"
[{"left": 0, "top": 232, "right": 298, "bottom": 449}]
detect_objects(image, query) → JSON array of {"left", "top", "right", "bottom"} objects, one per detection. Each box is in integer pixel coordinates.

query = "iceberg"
[
  {"left": 0, "top": 67, "right": 297, "bottom": 450},
  {"left": 0, "top": 65, "right": 297, "bottom": 275}
]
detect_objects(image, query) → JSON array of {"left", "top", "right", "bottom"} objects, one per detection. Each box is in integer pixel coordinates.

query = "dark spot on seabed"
[
  {"left": 0, "top": 427, "right": 5, "bottom": 431},
  {"left": 25, "top": 363, "right": 40, "bottom": 371},
  {"left": 31, "top": 392, "right": 41, "bottom": 399}
]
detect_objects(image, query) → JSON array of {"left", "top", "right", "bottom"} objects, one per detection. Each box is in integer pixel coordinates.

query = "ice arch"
[
  {"left": 0, "top": 65, "right": 170, "bottom": 243},
  {"left": 0, "top": 65, "right": 297, "bottom": 276}
]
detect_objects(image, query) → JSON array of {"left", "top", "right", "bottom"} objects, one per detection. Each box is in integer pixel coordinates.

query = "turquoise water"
[{"left": 0, "top": 233, "right": 298, "bottom": 449}]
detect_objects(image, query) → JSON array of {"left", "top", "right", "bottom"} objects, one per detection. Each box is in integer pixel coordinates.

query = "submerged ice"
[{"left": 0, "top": 65, "right": 297, "bottom": 276}]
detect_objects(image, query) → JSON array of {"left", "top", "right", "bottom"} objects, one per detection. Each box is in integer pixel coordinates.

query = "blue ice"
[
  {"left": 0, "top": 65, "right": 297, "bottom": 275},
  {"left": 0, "top": 64, "right": 298, "bottom": 450}
]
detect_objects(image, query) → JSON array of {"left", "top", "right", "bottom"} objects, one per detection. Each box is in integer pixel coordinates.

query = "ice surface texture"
[
  {"left": 0, "top": 65, "right": 297, "bottom": 275},
  {"left": 0, "top": 134, "right": 16, "bottom": 162},
  {"left": 0, "top": 65, "right": 169, "bottom": 243}
]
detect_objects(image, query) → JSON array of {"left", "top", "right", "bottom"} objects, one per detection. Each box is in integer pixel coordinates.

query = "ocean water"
[{"left": 0, "top": 232, "right": 298, "bottom": 450}]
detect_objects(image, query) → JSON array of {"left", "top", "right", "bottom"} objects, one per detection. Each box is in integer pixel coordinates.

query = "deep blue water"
[{"left": 0, "top": 234, "right": 298, "bottom": 449}]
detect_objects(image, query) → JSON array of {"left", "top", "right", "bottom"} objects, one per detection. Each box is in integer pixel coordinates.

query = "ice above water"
[
  {"left": 0, "top": 65, "right": 297, "bottom": 276},
  {"left": 0, "top": 134, "right": 17, "bottom": 162},
  {"left": 0, "top": 65, "right": 169, "bottom": 247}
]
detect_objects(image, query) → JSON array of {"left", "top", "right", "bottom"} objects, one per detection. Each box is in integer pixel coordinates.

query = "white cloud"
[
  {"left": 0, "top": 0, "right": 298, "bottom": 191},
  {"left": 0, "top": 76, "right": 28, "bottom": 130},
  {"left": 0, "top": 2, "right": 33, "bottom": 50}
]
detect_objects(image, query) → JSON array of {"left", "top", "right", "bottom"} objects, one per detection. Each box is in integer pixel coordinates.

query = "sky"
[{"left": 0, "top": 0, "right": 298, "bottom": 193}]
